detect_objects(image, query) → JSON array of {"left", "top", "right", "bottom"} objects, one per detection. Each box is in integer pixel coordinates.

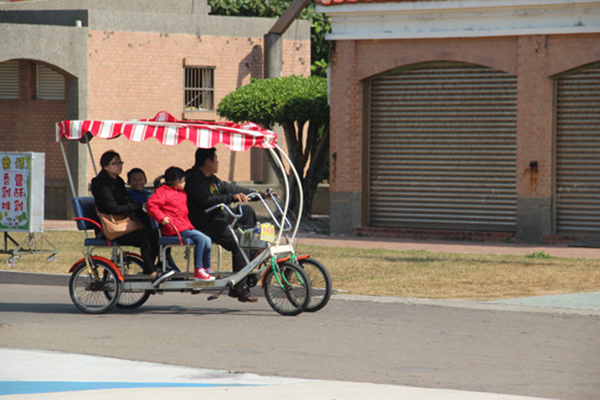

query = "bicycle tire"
[
  {"left": 106, "top": 255, "right": 151, "bottom": 309},
  {"left": 263, "top": 261, "right": 311, "bottom": 316},
  {"left": 69, "top": 258, "right": 122, "bottom": 314},
  {"left": 298, "top": 257, "right": 332, "bottom": 312}
]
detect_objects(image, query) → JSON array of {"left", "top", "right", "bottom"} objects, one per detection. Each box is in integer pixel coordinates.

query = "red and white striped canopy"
[{"left": 56, "top": 111, "right": 277, "bottom": 151}]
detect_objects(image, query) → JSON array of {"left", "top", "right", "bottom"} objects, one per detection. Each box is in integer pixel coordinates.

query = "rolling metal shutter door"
[
  {"left": 37, "top": 64, "right": 65, "bottom": 100},
  {"left": 0, "top": 60, "right": 19, "bottom": 99},
  {"left": 556, "top": 64, "right": 600, "bottom": 235},
  {"left": 369, "top": 62, "right": 517, "bottom": 231}
]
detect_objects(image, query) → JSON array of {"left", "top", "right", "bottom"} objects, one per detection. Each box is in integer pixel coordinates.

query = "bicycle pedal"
[
  {"left": 207, "top": 294, "right": 220, "bottom": 301},
  {"left": 191, "top": 289, "right": 202, "bottom": 295}
]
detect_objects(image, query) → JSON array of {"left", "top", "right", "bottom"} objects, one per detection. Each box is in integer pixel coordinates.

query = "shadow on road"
[{"left": 0, "top": 300, "right": 278, "bottom": 318}]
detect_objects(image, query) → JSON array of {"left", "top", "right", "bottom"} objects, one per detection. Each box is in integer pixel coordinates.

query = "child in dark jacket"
[
  {"left": 146, "top": 167, "right": 214, "bottom": 282},
  {"left": 127, "top": 168, "right": 153, "bottom": 226}
]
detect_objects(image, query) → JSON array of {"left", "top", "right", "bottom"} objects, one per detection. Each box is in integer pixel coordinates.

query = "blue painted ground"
[
  {"left": 0, "top": 348, "right": 551, "bottom": 400},
  {"left": 0, "top": 381, "right": 230, "bottom": 396}
]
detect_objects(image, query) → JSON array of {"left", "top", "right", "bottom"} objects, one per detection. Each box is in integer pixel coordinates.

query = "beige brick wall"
[{"left": 87, "top": 30, "right": 310, "bottom": 185}]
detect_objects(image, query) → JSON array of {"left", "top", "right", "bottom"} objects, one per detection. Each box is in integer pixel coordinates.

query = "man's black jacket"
[{"left": 184, "top": 167, "right": 255, "bottom": 228}]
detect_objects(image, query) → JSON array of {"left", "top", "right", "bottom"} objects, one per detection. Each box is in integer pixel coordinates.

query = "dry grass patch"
[
  {"left": 2, "top": 231, "right": 600, "bottom": 301},
  {"left": 295, "top": 244, "right": 600, "bottom": 301},
  {"left": 0, "top": 231, "right": 194, "bottom": 275}
]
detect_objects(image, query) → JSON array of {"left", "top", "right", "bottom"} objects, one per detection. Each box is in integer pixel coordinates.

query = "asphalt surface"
[
  {"left": 1, "top": 221, "right": 599, "bottom": 399},
  {"left": 2, "top": 272, "right": 599, "bottom": 400}
]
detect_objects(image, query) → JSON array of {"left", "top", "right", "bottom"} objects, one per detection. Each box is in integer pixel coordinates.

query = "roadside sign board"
[{"left": 0, "top": 152, "right": 45, "bottom": 233}]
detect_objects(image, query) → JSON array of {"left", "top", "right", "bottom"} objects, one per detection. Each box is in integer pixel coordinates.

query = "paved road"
[{"left": 1, "top": 275, "right": 599, "bottom": 400}]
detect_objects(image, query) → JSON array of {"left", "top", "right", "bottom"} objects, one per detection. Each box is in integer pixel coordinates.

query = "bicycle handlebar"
[
  {"left": 205, "top": 203, "right": 244, "bottom": 218},
  {"left": 247, "top": 189, "right": 279, "bottom": 201},
  {"left": 204, "top": 189, "right": 292, "bottom": 231}
]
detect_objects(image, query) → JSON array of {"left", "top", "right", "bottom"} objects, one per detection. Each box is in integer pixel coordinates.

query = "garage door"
[
  {"left": 369, "top": 62, "right": 517, "bottom": 231},
  {"left": 555, "top": 63, "right": 600, "bottom": 235}
]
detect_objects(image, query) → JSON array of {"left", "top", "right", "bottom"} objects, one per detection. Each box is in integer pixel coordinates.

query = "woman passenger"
[{"left": 91, "top": 150, "right": 173, "bottom": 287}]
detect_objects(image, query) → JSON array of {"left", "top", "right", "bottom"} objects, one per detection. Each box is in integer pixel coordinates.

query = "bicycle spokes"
[{"left": 271, "top": 258, "right": 305, "bottom": 289}]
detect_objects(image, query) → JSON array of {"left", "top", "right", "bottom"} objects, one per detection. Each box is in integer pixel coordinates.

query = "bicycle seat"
[
  {"left": 73, "top": 197, "right": 122, "bottom": 247},
  {"left": 157, "top": 236, "right": 194, "bottom": 246},
  {"left": 148, "top": 217, "right": 195, "bottom": 246},
  {"left": 72, "top": 197, "right": 100, "bottom": 231},
  {"left": 84, "top": 237, "right": 122, "bottom": 247}
]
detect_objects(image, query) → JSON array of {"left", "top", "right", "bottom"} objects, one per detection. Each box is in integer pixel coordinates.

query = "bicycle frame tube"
[
  {"left": 267, "top": 146, "right": 289, "bottom": 246},
  {"left": 215, "top": 248, "right": 270, "bottom": 288},
  {"left": 59, "top": 140, "right": 77, "bottom": 198},
  {"left": 276, "top": 144, "right": 303, "bottom": 242},
  {"left": 269, "top": 144, "right": 303, "bottom": 245},
  {"left": 59, "top": 133, "right": 96, "bottom": 199},
  {"left": 86, "top": 135, "right": 98, "bottom": 176}
]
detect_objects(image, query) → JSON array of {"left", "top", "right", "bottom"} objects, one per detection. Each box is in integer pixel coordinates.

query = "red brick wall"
[
  {"left": 355, "top": 36, "right": 519, "bottom": 79},
  {"left": 330, "top": 40, "right": 362, "bottom": 193},
  {"left": 546, "top": 34, "right": 600, "bottom": 76},
  {"left": 0, "top": 60, "right": 68, "bottom": 218},
  {"left": 330, "top": 36, "right": 521, "bottom": 195},
  {"left": 330, "top": 34, "right": 600, "bottom": 197},
  {"left": 516, "top": 35, "right": 554, "bottom": 199},
  {"left": 87, "top": 30, "right": 310, "bottom": 185},
  {"left": 330, "top": 33, "right": 600, "bottom": 239}
]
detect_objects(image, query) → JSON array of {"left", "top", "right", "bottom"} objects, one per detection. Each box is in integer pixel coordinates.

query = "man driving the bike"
[{"left": 185, "top": 147, "right": 262, "bottom": 303}]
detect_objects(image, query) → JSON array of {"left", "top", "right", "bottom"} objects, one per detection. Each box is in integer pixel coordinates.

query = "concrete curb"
[{"left": 333, "top": 293, "right": 600, "bottom": 316}]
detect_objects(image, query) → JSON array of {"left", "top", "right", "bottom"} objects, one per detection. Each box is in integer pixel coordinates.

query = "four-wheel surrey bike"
[{"left": 57, "top": 111, "right": 331, "bottom": 316}]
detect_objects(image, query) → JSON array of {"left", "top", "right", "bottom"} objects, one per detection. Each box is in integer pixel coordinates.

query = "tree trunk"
[{"left": 275, "top": 120, "right": 329, "bottom": 220}]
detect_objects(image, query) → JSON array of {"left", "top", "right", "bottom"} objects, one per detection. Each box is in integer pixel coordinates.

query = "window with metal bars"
[{"left": 184, "top": 67, "right": 214, "bottom": 111}]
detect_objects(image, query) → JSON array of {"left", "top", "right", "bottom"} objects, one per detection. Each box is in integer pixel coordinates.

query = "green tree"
[
  {"left": 208, "top": 0, "right": 330, "bottom": 76},
  {"left": 217, "top": 76, "right": 329, "bottom": 217}
]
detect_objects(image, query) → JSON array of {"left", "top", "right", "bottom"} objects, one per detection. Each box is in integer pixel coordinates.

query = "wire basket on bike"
[{"left": 239, "top": 223, "right": 274, "bottom": 249}]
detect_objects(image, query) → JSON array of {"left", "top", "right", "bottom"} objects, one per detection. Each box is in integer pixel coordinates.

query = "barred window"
[{"left": 184, "top": 67, "right": 214, "bottom": 111}]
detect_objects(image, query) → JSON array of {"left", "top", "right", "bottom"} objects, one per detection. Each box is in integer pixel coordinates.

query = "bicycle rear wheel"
[
  {"left": 263, "top": 261, "right": 311, "bottom": 316},
  {"left": 69, "top": 258, "right": 122, "bottom": 314},
  {"left": 108, "top": 255, "right": 151, "bottom": 309},
  {"left": 298, "top": 257, "right": 332, "bottom": 312}
]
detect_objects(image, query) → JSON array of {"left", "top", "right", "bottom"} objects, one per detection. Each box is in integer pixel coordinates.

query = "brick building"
[
  {"left": 317, "top": 0, "right": 600, "bottom": 243},
  {"left": 0, "top": 0, "right": 311, "bottom": 219}
]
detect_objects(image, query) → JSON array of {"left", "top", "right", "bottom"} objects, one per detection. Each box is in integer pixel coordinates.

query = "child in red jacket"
[{"left": 146, "top": 167, "right": 214, "bottom": 282}]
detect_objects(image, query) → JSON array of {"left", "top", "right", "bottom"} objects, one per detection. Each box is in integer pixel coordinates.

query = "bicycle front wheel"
[
  {"left": 263, "top": 261, "right": 311, "bottom": 316},
  {"left": 69, "top": 258, "right": 122, "bottom": 314},
  {"left": 298, "top": 257, "right": 332, "bottom": 312}
]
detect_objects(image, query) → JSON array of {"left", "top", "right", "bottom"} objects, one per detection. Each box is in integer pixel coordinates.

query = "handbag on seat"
[{"left": 96, "top": 208, "right": 144, "bottom": 240}]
